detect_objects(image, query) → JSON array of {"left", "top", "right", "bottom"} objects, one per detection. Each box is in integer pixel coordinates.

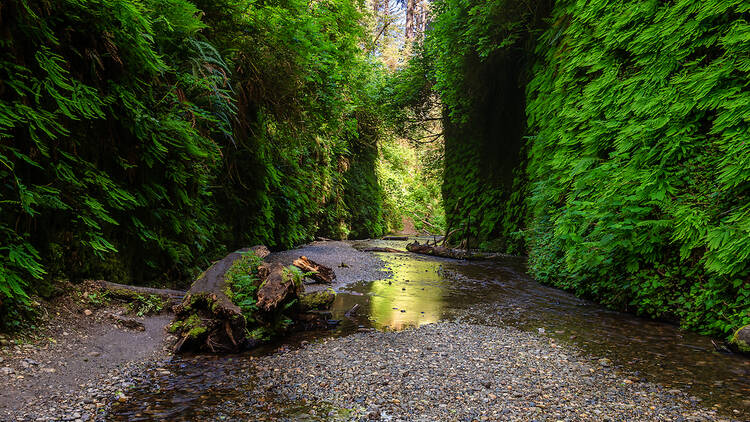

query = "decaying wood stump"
[
  {"left": 292, "top": 256, "right": 336, "bottom": 284},
  {"left": 171, "top": 246, "right": 269, "bottom": 353},
  {"left": 256, "top": 263, "right": 302, "bottom": 311},
  {"left": 171, "top": 246, "right": 337, "bottom": 353}
]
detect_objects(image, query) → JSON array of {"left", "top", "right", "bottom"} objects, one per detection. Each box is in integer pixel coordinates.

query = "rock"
[
  {"left": 730, "top": 325, "right": 749, "bottom": 353},
  {"left": 0, "top": 367, "right": 14, "bottom": 375},
  {"left": 597, "top": 358, "right": 611, "bottom": 367},
  {"left": 105, "top": 312, "right": 145, "bottom": 331},
  {"left": 83, "top": 309, "right": 93, "bottom": 316},
  {"left": 299, "top": 289, "right": 336, "bottom": 311}
]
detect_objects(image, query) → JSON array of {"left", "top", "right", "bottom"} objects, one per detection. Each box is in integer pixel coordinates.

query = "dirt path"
[{"left": 0, "top": 292, "right": 173, "bottom": 422}]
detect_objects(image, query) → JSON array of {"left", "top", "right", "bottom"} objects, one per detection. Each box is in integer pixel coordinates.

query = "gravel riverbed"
[
  {"left": 265, "top": 240, "right": 390, "bottom": 293},
  {"left": 246, "top": 323, "right": 732, "bottom": 422}
]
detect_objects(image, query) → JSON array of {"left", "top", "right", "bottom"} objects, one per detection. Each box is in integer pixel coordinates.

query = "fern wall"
[
  {"left": 526, "top": 0, "right": 750, "bottom": 336},
  {"left": 429, "top": 0, "right": 750, "bottom": 336},
  {"left": 0, "top": 0, "right": 390, "bottom": 325},
  {"left": 429, "top": 0, "right": 550, "bottom": 253}
]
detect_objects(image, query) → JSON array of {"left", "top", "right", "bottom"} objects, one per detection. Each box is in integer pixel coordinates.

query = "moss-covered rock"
[
  {"left": 730, "top": 325, "right": 750, "bottom": 354},
  {"left": 300, "top": 289, "right": 336, "bottom": 311}
]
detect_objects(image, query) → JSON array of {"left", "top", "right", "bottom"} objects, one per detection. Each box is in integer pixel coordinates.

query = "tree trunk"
[
  {"left": 171, "top": 246, "right": 269, "bottom": 353},
  {"left": 405, "top": 0, "right": 415, "bottom": 39}
]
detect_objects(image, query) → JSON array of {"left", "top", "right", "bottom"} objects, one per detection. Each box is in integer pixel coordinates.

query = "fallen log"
[
  {"left": 406, "top": 241, "right": 497, "bottom": 260},
  {"left": 292, "top": 256, "right": 336, "bottom": 284},
  {"left": 88, "top": 280, "right": 186, "bottom": 308},
  {"left": 171, "top": 246, "right": 269, "bottom": 353},
  {"left": 383, "top": 236, "right": 409, "bottom": 241}
]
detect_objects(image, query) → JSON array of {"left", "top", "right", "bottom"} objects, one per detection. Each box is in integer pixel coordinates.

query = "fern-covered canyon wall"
[
  {"left": 0, "top": 0, "right": 391, "bottom": 326},
  {"left": 429, "top": 0, "right": 750, "bottom": 337},
  {"left": 430, "top": 0, "right": 552, "bottom": 254}
]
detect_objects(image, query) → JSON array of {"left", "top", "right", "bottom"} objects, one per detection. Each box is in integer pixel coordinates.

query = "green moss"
[
  {"left": 170, "top": 314, "right": 206, "bottom": 337},
  {"left": 731, "top": 326, "right": 750, "bottom": 353},
  {"left": 300, "top": 289, "right": 336, "bottom": 311},
  {"left": 127, "top": 294, "right": 165, "bottom": 316},
  {"left": 187, "top": 325, "right": 207, "bottom": 338},
  {"left": 168, "top": 321, "right": 182, "bottom": 333}
]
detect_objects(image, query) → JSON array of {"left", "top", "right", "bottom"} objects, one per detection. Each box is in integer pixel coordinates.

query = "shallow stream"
[{"left": 109, "top": 240, "right": 749, "bottom": 420}]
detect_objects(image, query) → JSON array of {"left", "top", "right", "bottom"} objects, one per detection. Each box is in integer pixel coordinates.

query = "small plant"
[
  {"left": 127, "top": 295, "right": 165, "bottom": 317},
  {"left": 83, "top": 291, "right": 110, "bottom": 308},
  {"left": 225, "top": 252, "right": 265, "bottom": 324},
  {"left": 282, "top": 265, "right": 311, "bottom": 288}
]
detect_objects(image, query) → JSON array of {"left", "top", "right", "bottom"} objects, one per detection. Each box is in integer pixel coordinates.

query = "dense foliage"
[
  {"left": 378, "top": 48, "right": 447, "bottom": 235},
  {"left": 377, "top": 137, "right": 445, "bottom": 234},
  {"left": 426, "top": 0, "right": 750, "bottom": 337},
  {"left": 526, "top": 0, "right": 750, "bottom": 336},
  {"left": 427, "top": 0, "right": 550, "bottom": 252},
  {"left": 0, "top": 0, "right": 393, "bottom": 327}
]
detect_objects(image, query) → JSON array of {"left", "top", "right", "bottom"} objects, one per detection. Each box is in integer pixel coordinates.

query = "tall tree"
[{"left": 405, "top": 0, "right": 415, "bottom": 39}]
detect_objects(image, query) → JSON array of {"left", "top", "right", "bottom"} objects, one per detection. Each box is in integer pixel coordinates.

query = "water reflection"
[{"left": 366, "top": 255, "right": 445, "bottom": 329}]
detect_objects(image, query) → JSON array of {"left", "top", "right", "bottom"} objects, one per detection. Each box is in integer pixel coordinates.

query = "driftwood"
[
  {"left": 172, "top": 246, "right": 269, "bottom": 353},
  {"left": 406, "top": 241, "right": 499, "bottom": 260},
  {"left": 292, "top": 256, "right": 336, "bottom": 284},
  {"left": 257, "top": 263, "right": 301, "bottom": 311}
]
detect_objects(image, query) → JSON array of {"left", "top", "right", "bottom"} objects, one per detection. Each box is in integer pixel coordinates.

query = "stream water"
[{"left": 110, "top": 240, "right": 749, "bottom": 420}]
